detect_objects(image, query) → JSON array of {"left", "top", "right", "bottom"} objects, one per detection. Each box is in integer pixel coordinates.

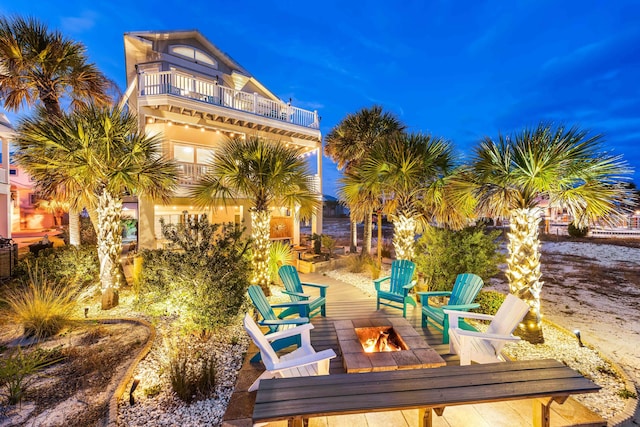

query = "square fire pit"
[{"left": 334, "top": 317, "right": 446, "bottom": 373}]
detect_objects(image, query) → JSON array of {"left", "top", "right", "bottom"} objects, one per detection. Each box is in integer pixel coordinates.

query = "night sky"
[{"left": 3, "top": 1, "right": 639, "bottom": 196}]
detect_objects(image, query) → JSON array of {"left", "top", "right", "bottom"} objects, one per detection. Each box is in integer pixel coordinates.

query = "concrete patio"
[{"left": 222, "top": 272, "right": 605, "bottom": 427}]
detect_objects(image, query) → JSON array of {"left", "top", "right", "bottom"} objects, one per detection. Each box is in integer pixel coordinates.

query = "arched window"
[{"left": 169, "top": 45, "right": 217, "bottom": 68}]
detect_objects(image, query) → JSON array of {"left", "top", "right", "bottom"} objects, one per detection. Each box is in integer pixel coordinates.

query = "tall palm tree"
[
  {"left": 359, "top": 132, "right": 459, "bottom": 260},
  {"left": 191, "top": 136, "right": 320, "bottom": 295},
  {"left": 470, "top": 123, "right": 634, "bottom": 343},
  {"left": 0, "top": 15, "right": 113, "bottom": 245},
  {"left": 325, "top": 105, "right": 405, "bottom": 255},
  {"left": 15, "top": 105, "right": 179, "bottom": 309}
]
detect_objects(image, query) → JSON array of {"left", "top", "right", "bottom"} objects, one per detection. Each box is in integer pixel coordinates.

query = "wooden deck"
[{"left": 222, "top": 272, "right": 606, "bottom": 427}]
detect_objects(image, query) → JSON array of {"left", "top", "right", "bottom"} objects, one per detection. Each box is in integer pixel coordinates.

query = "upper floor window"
[{"left": 169, "top": 45, "right": 217, "bottom": 69}]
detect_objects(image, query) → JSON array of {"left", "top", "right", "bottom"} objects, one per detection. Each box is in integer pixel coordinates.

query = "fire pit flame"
[{"left": 356, "top": 326, "right": 408, "bottom": 353}]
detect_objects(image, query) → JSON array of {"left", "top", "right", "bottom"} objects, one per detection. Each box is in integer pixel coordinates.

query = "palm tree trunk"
[
  {"left": 97, "top": 191, "right": 123, "bottom": 310},
  {"left": 376, "top": 210, "right": 383, "bottom": 267},
  {"left": 251, "top": 209, "right": 272, "bottom": 296},
  {"left": 506, "top": 208, "right": 544, "bottom": 344},
  {"left": 350, "top": 217, "right": 358, "bottom": 253},
  {"left": 362, "top": 210, "right": 373, "bottom": 256},
  {"left": 68, "top": 208, "right": 81, "bottom": 246},
  {"left": 392, "top": 213, "right": 416, "bottom": 260}
]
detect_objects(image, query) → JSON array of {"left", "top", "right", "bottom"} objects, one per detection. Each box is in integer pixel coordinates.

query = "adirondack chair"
[
  {"left": 278, "top": 265, "right": 328, "bottom": 319},
  {"left": 243, "top": 313, "right": 336, "bottom": 391},
  {"left": 247, "top": 285, "right": 311, "bottom": 362},
  {"left": 374, "top": 259, "right": 417, "bottom": 318},
  {"left": 445, "top": 294, "right": 530, "bottom": 365},
  {"left": 417, "top": 273, "right": 484, "bottom": 344}
]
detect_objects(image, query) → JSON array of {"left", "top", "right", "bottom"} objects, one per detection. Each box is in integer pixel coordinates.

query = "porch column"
[
  {"left": 311, "top": 147, "right": 323, "bottom": 235},
  {"left": 137, "top": 196, "right": 156, "bottom": 250}
]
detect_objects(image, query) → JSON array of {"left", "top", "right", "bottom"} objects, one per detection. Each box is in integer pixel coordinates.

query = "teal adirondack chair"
[
  {"left": 247, "top": 285, "right": 311, "bottom": 362},
  {"left": 374, "top": 259, "right": 417, "bottom": 318},
  {"left": 278, "top": 265, "right": 328, "bottom": 319},
  {"left": 417, "top": 273, "right": 484, "bottom": 344}
]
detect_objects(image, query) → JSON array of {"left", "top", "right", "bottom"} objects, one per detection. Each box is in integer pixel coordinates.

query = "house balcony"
[
  {"left": 138, "top": 71, "right": 320, "bottom": 137},
  {"left": 174, "top": 161, "right": 321, "bottom": 195}
]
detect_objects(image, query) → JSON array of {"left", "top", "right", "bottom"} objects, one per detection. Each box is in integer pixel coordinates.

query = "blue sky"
[{"left": 3, "top": 0, "right": 639, "bottom": 196}]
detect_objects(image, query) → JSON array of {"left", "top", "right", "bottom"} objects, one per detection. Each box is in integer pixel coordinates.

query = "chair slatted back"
[
  {"left": 243, "top": 314, "right": 280, "bottom": 369},
  {"left": 486, "top": 294, "right": 530, "bottom": 353},
  {"left": 449, "top": 273, "right": 484, "bottom": 306},
  {"left": 247, "top": 285, "right": 280, "bottom": 333},
  {"left": 389, "top": 260, "right": 416, "bottom": 295},
  {"left": 279, "top": 265, "right": 305, "bottom": 301}
]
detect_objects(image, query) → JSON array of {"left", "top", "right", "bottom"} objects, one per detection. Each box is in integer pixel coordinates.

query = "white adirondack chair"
[
  {"left": 243, "top": 314, "right": 337, "bottom": 392},
  {"left": 445, "top": 294, "right": 530, "bottom": 365}
]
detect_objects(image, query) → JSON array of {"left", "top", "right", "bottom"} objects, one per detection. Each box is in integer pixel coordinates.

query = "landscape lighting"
[{"left": 573, "top": 329, "right": 584, "bottom": 347}]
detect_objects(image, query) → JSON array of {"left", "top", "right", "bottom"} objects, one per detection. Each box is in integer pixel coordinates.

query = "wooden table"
[
  {"left": 253, "top": 359, "right": 602, "bottom": 427},
  {"left": 334, "top": 317, "right": 446, "bottom": 373}
]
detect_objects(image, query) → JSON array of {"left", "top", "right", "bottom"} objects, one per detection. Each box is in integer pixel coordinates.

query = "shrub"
[
  {"left": 2, "top": 263, "right": 79, "bottom": 338},
  {"left": 381, "top": 240, "right": 393, "bottom": 258},
  {"left": 346, "top": 254, "right": 370, "bottom": 273},
  {"left": 472, "top": 290, "right": 506, "bottom": 315},
  {"left": 320, "top": 234, "right": 337, "bottom": 257},
  {"left": 136, "top": 217, "right": 251, "bottom": 331},
  {"left": 268, "top": 241, "right": 294, "bottom": 284},
  {"left": 167, "top": 340, "right": 217, "bottom": 403},
  {"left": 414, "top": 225, "right": 504, "bottom": 292},
  {"left": 0, "top": 346, "right": 65, "bottom": 405},
  {"left": 311, "top": 233, "right": 322, "bottom": 254},
  {"left": 14, "top": 245, "right": 99, "bottom": 292},
  {"left": 568, "top": 223, "right": 589, "bottom": 237}
]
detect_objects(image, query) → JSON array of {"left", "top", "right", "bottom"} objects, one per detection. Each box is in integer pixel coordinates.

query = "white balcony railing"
[
  {"left": 139, "top": 71, "right": 320, "bottom": 129},
  {"left": 176, "top": 162, "right": 213, "bottom": 186}
]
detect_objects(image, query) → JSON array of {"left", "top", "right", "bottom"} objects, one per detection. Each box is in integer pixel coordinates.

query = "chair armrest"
[
  {"left": 417, "top": 291, "right": 452, "bottom": 298},
  {"left": 301, "top": 282, "right": 328, "bottom": 297},
  {"left": 451, "top": 328, "right": 521, "bottom": 342},
  {"left": 301, "top": 282, "right": 329, "bottom": 289},
  {"left": 260, "top": 318, "right": 309, "bottom": 327},
  {"left": 272, "top": 349, "right": 337, "bottom": 370},
  {"left": 271, "top": 300, "right": 312, "bottom": 317},
  {"left": 270, "top": 301, "right": 311, "bottom": 309},
  {"left": 403, "top": 280, "right": 417, "bottom": 290},
  {"left": 264, "top": 323, "right": 315, "bottom": 341},
  {"left": 417, "top": 291, "right": 451, "bottom": 307},
  {"left": 443, "top": 309, "right": 493, "bottom": 321},
  {"left": 373, "top": 276, "right": 390, "bottom": 291},
  {"left": 283, "top": 290, "right": 310, "bottom": 300},
  {"left": 441, "top": 303, "right": 480, "bottom": 311}
]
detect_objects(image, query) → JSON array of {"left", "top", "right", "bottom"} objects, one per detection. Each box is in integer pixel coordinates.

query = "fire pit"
[
  {"left": 335, "top": 317, "right": 446, "bottom": 373},
  {"left": 355, "top": 326, "right": 408, "bottom": 353}
]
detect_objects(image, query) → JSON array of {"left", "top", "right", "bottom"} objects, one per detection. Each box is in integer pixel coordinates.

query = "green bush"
[
  {"left": 568, "top": 223, "right": 589, "bottom": 237},
  {"left": 268, "top": 241, "right": 294, "bottom": 285},
  {"left": 167, "top": 340, "right": 217, "bottom": 403},
  {"left": 1, "top": 263, "right": 80, "bottom": 338},
  {"left": 472, "top": 290, "right": 506, "bottom": 315},
  {"left": 136, "top": 217, "right": 251, "bottom": 331},
  {"left": 320, "top": 234, "right": 337, "bottom": 257},
  {"left": 15, "top": 246, "right": 99, "bottom": 291},
  {"left": 414, "top": 225, "right": 504, "bottom": 291},
  {"left": 0, "top": 346, "right": 65, "bottom": 405}
]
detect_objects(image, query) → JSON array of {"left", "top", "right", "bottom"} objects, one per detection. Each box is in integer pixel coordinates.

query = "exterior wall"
[
  {"left": 1, "top": 116, "right": 13, "bottom": 238},
  {"left": 125, "top": 31, "right": 323, "bottom": 250}
]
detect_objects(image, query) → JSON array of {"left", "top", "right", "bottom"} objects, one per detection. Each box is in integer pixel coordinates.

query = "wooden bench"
[{"left": 253, "top": 359, "right": 601, "bottom": 427}]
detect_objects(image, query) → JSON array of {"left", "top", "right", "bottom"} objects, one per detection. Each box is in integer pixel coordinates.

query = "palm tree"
[
  {"left": 191, "top": 136, "right": 320, "bottom": 295},
  {"left": 325, "top": 105, "right": 405, "bottom": 255},
  {"left": 359, "top": 132, "right": 459, "bottom": 260},
  {"left": 15, "top": 105, "right": 179, "bottom": 309},
  {"left": 0, "top": 15, "right": 113, "bottom": 245},
  {"left": 470, "top": 123, "right": 634, "bottom": 343}
]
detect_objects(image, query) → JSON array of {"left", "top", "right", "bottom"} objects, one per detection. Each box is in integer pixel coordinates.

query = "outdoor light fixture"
[
  {"left": 129, "top": 378, "right": 140, "bottom": 405},
  {"left": 573, "top": 329, "right": 584, "bottom": 347}
]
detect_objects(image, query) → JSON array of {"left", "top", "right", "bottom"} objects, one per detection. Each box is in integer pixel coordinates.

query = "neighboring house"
[
  {"left": 323, "top": 195, "right": 346, "bottom": 218},
  {"left": 0, "top": 113, "right": 11, "bottom": 238},
  {"left": 123, "top": 30, "right": 323, "bottom": 249}
]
